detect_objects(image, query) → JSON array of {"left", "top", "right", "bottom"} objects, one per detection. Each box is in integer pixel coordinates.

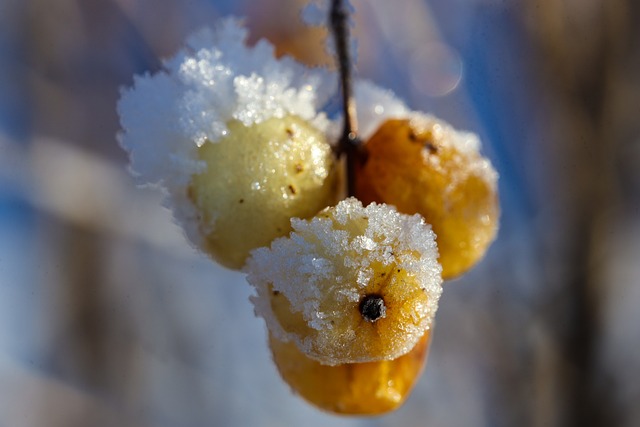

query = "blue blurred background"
[{"left": 1, "top": 0, "right": 639, "bottom": 426}]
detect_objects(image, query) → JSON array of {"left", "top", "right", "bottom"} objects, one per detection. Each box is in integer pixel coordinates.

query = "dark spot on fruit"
[
  {"left": 286, "top": 128, "right": 294, "bottom": 138},
  {"left": 424, "top": 142, "right": 438, "bottom": 154},
  {"left": 239, "top": 198, "right": 244, "bottom": 204},
  {"left": 276, "top": 227, "right": 283, "bottom": 232},
  {"left": 272, "top": 290, "right": 280, "bottom": 296},
  {"left": 408, "top": 131, "right": 419, "bottom": 143},
  {"left": 294, "top": 163, "right": 304, "bottom": 174},
  {"left": 359, "top": 294, "right": 386, "bottom": 322},
  {"left": 288, "top": 185, "right": 297, "bottom": 195}
]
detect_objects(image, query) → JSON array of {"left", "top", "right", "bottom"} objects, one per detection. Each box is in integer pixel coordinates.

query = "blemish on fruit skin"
[
  {"left": 288, "top": 185, "right": 297, "bottom": 195},
  {"left": 423, "top": 142, "right": 438, "bottom": 154},
  {"left": 239, "top": 198, "right": 245, "bottom": 204},
  {"left": 408, "top": 128, "right": 438, "bottom": 154},
  {"left": 286, "top": 128, "right": 294, "bottom": 138},
  {"left": 294, "top": 163, "right": 304, "bottom": 173}
]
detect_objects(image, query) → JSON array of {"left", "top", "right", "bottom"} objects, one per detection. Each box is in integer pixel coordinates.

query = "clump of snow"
[
  {"left": 354, "top": 80, "right": 411, "bottom": 140},
  {"left": 117, "top": 18, "right": 336, "bottom": 248},
  {"left": 247, "top": 198, "right": 443, "bottom": 365}
]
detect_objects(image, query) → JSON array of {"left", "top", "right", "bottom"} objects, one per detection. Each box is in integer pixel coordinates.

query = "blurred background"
[{"left": 1, "top": 0, "right": 639, "bottom": 426}]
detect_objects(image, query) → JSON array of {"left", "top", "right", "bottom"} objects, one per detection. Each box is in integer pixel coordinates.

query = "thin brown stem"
[{"left": 330, "top": 0, "right": 361, "bottom": 197}]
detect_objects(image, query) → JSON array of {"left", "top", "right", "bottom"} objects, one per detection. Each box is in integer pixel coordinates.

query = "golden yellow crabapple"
[
  {"left": 356, "top": 117, "right": 499, "bottom": 279},
  {"left": 247, "top": 198, "right": 442, "bottom": 366}
]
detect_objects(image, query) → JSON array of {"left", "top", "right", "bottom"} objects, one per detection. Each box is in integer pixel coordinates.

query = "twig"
[{"left": 330, "top": 0, "right": 361, "bottom": 197}]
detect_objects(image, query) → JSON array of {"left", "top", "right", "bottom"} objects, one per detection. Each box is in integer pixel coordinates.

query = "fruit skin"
[
  {"left": 356, "top": 117, "right": 499, "bottom": 279},
  {"left": 269, "top": 329, "right": 432, "bottom": 415},
  {"left": 188, "top": 115, "right": 337, "bottom": 270}
]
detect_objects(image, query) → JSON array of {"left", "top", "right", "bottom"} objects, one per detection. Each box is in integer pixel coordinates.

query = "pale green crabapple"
[{"left": 118, "top": 19, "right": 338, "bottom": 269}]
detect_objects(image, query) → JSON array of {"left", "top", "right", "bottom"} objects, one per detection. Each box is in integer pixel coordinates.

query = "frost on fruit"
[
  {"left": 356, "top": 115, "right": 499, "bottom": 279},
  {"left": 117, "top": 18, "right": 338, "bottom": 269},
  {"left": 247, "top": 198, "right": 443, "bottom": 366}
]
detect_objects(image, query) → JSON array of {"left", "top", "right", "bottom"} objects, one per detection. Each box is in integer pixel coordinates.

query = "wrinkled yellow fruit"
[
  {"left": 247, "top": 198, "right": 442, "bottom": 365},
  {"left": 356, "top": 117, "right": 499, "bottom": 279},
  {"left": 188, "top": 115, "right": 337, "bottom": 270},
  {"left": 269, "top": 329, "right": 431, "bottom": 415}
]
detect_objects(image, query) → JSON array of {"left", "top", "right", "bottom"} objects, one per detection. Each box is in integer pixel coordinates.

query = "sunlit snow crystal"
[
  {"left": 354, "top": 80, "right": 411, "bottom": 140},
  {"left": 247, "top": 198, "right": 443, "bottom": 365},
  {"left": 117, "top": 18, "right": 336, "bottom": 249}
]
